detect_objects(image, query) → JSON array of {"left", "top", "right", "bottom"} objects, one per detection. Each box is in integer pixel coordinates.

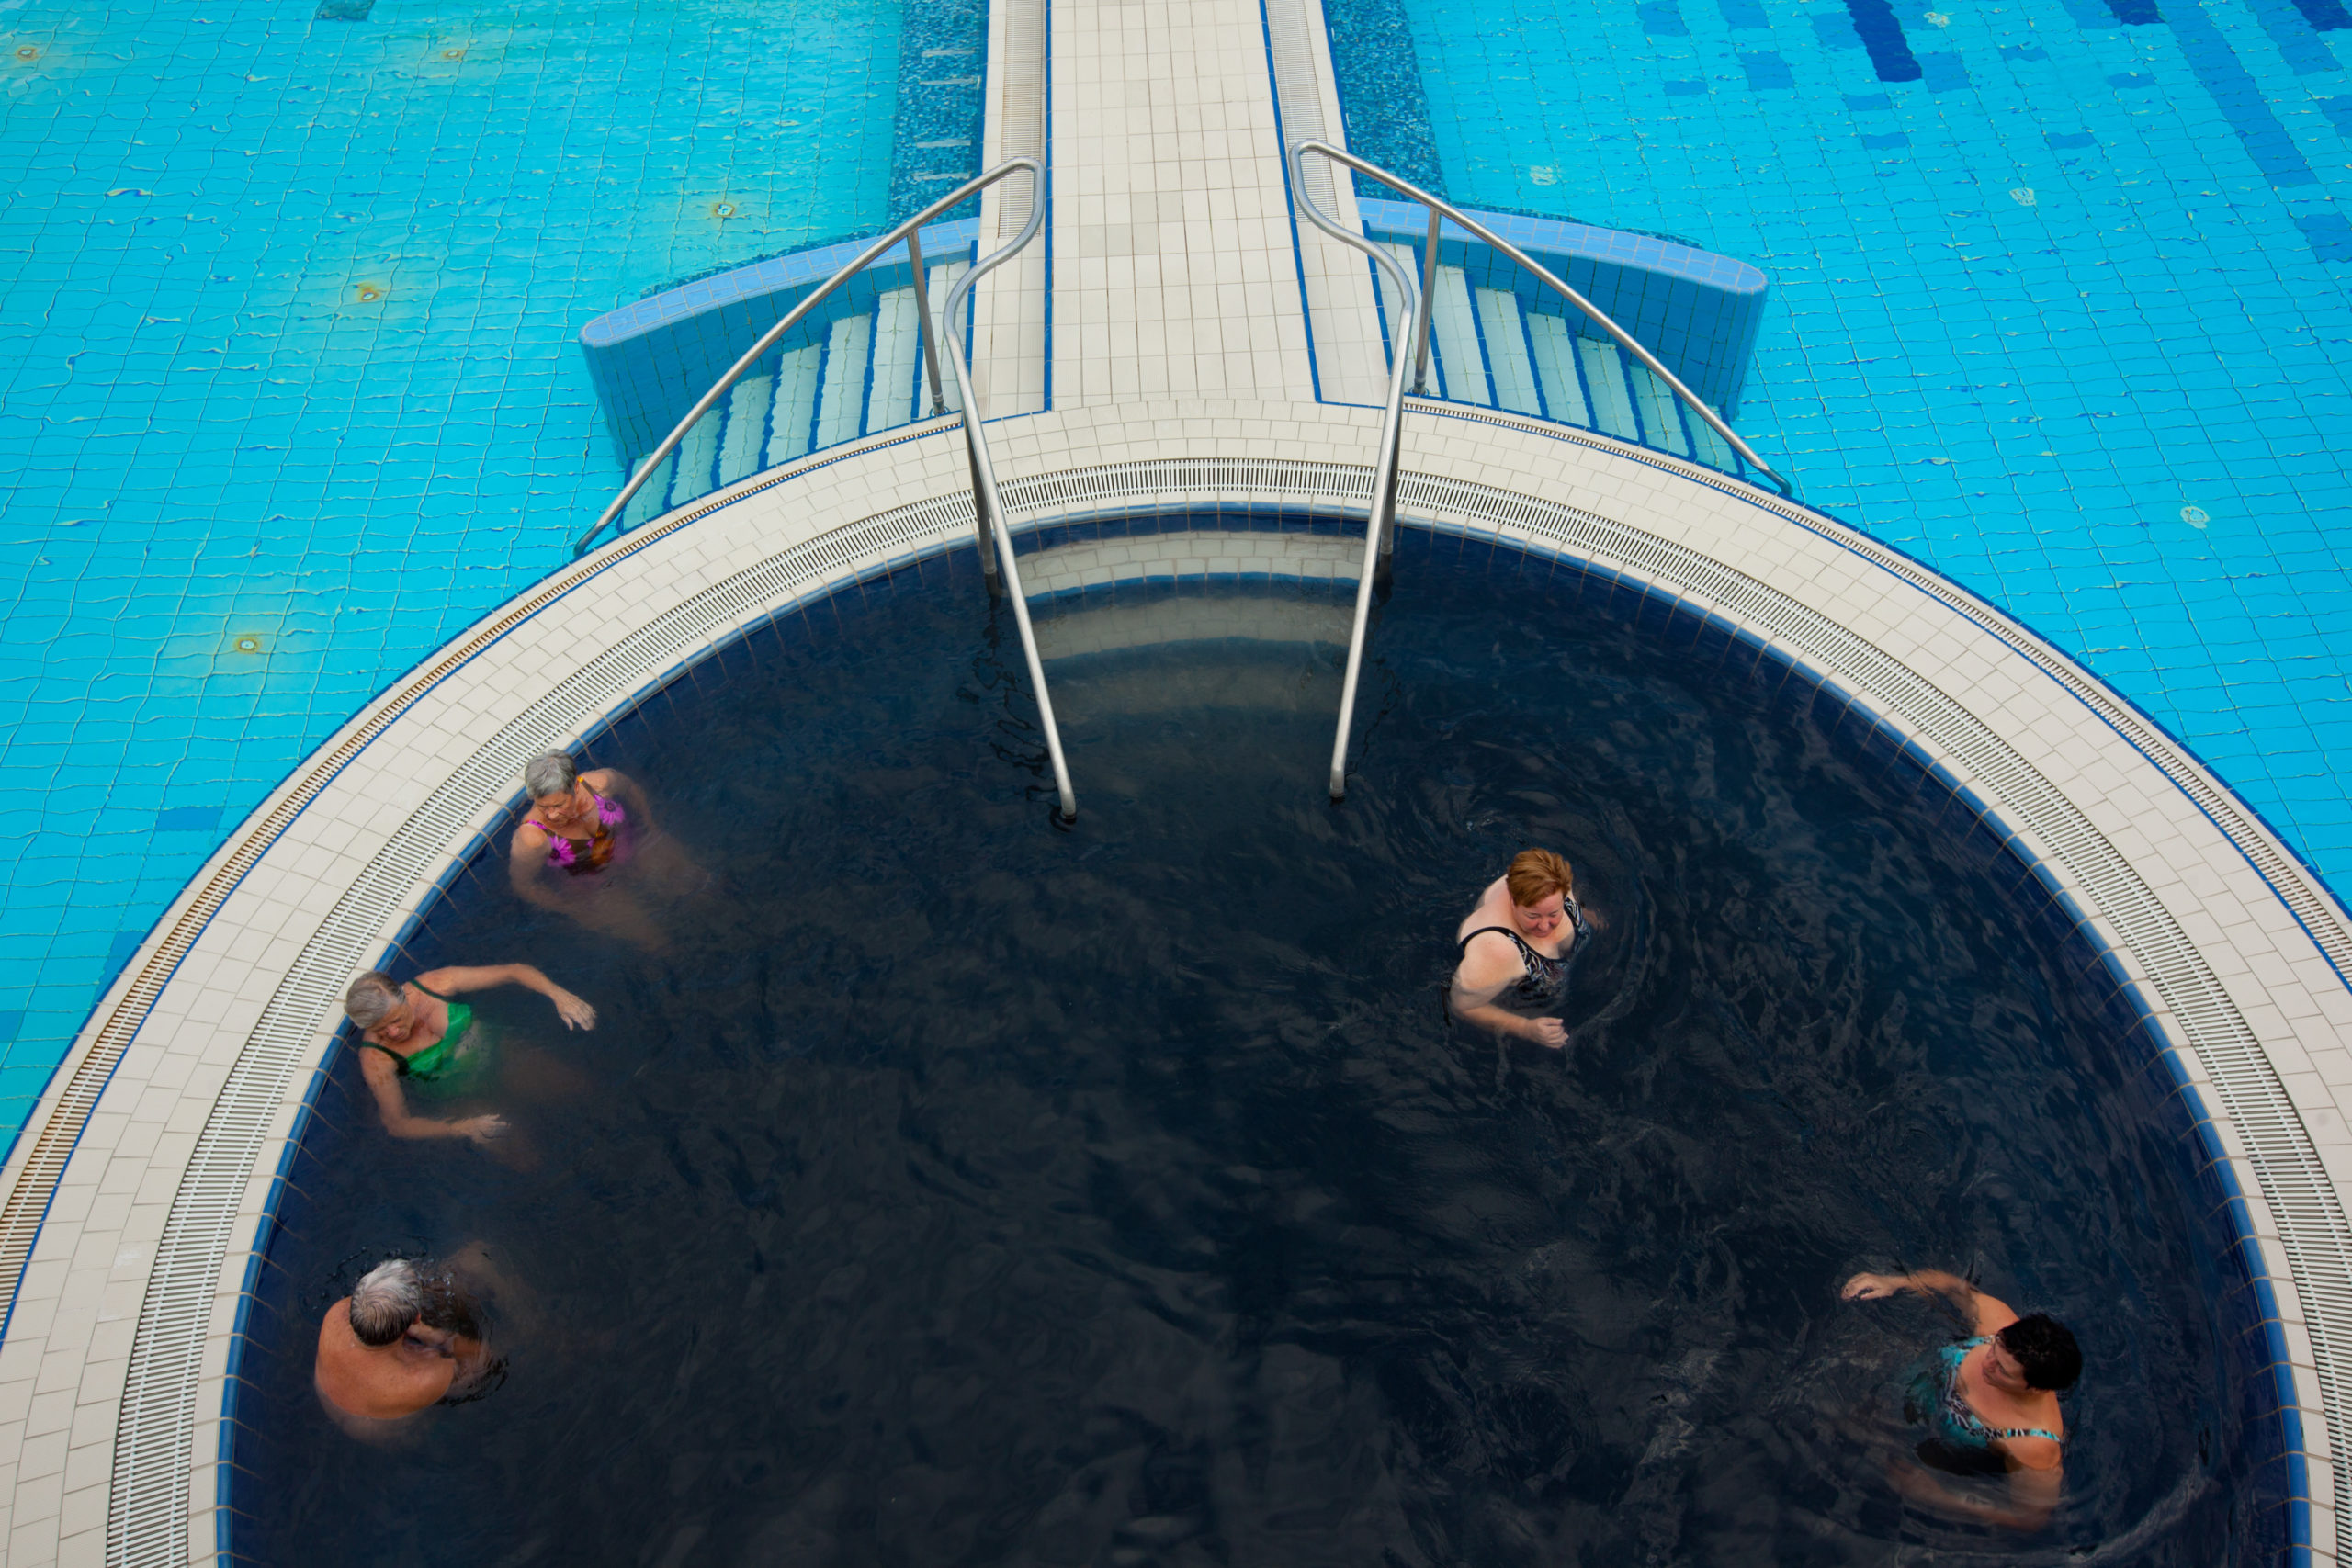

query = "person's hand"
[
  {"left": 551, "top": 989, "right": 597, "bottom": 1031},
  {"left": 1523, "top": 1017, "right": 1568, "bottom": 1048},
  {"left": 1841, "top": 1271, "right": 1905, "bottom": 1301},
  {"left": 456, "top": 1114, "right": 510, "bottom": 1145}
]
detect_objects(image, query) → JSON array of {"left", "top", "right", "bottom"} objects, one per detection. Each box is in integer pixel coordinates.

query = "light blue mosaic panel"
[
  {"left": 1401, "top": 0, "right": 2352, "bottom": 895},
  {"left": 0, "top": 0, "right": 901, "bottom": 1145}
]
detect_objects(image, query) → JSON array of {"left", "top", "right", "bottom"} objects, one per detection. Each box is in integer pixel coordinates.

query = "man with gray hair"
[{"left": 314, "top": 1249, "right": 500, "bottom": 1434}]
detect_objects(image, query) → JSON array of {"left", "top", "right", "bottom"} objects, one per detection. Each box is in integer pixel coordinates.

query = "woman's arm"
[
  {"left": 415, "top": 963, "right": 596, "bottom": 1029},
  {"left": 1448, "top": 940, "right": 1567, "bottom": 1047},
  {"left": 1840, "top": 1269, "right": 2018, "bottom": 1333},
  {"left": 507, "top": 830, "right": 567, "bottom": 911},
  {"left": 585, "top": 767, "right": 657, "bottom": 832},
  {"left": 358, "top": 1050, "right": 507, "bottom": 1145}
]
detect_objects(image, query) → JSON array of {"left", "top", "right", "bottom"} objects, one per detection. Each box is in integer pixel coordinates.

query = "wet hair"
[
  {"left": 523, "top": 751, "right": 580, "bottom": 802},
  {"left": 1996, "top": 1313, "right": 2082, "bottom": 1392},
  {"left": 343, "top": 971, "right": 405, "bottom": 1030},
  {"left": 1504, "top": 848, "right": 1576, "bottom": 909},
  {"left": 347, "top": 1258, "right": 424, "bottom": 1347}
]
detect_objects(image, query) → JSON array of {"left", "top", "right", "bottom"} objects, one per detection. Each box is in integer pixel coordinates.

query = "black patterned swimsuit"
[{"left": 1458, "top": 899, "right": 1584, "bottom": 1009}]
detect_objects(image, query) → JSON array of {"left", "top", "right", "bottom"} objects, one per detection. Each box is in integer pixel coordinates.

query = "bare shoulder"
[
  {"left": 1455, "top": 878, "right": 1510, "bottom": 936},
  {"left": 1969, "top": 1288, "right": 2022, "bottom": 1335},
  {"left": 1453, "top": 927, "right": 1522, "bottom": 987},
  {"left": 317, "top": 1297, "right": 353, "bottom": 1351},
  {"left": 2004, "top": 1433, "right": 2064, "bottom": 1472},
  {"left": 582, "top": 766, "right": 626, "bottom": 790}
]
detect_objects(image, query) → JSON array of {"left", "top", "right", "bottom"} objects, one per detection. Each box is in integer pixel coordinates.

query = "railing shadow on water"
[
  {"left": 573, "top": 158, "right": 1078, "bottom": 822},
  {"left": 1287, "top": 140, "right": 1797, "bottom": 804}
]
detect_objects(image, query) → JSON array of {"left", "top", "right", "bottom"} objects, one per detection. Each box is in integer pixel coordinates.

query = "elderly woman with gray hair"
[
  {"left": 507, "top": 751, "right": 700, "bottom": 950},
  {"left": 344, "top": 964, "right": 594, "bottom": 1145}
]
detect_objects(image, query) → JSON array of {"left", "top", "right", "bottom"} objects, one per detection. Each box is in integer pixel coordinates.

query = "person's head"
[
  {"left": 524, "top": 752, "right": 582, "bottom": 820},
  {"left": 1990, "top": 1313, "right": 2082, "bottom": 1393},
  {"left": 343, "top": 971, "right": 415, "bottom": 1044},
  {"left": 346, "top": 1258, "right": 425, "bottom": 1348},
  {"left": 1505, "top": 849, "right": 1576, "bottom": 940}
]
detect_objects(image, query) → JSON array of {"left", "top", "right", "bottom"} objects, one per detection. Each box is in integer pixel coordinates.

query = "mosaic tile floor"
[
  {"left": 1333, "top": 0, "right": 2352, "bottom": 897},
  {"left": 0, "top": 0, "right": 902, "bottom": 1141}
]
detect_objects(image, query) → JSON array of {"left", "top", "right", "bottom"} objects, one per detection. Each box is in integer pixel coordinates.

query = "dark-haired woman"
[{"left": 1842, "top": 1269, "right": 2076, "bottom": 1529}]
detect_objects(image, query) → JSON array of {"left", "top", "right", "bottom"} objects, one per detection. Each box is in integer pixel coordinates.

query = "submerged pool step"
[
  {"left": 1366, "top": 244, "right": 1750, "bottom": 482},
  {"left": 624, "top": 259, "right": 976, "bottom": 518}
]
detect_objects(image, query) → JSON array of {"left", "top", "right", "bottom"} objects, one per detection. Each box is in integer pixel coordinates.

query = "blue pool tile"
[{"left": 0, "top": 0, "right": 906, "bottom": 1149}]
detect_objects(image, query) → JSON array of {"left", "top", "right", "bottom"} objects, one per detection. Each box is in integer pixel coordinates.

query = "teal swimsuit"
[{"left": 1919, "top": 1337, "right": 2064, "bottom": 1450}]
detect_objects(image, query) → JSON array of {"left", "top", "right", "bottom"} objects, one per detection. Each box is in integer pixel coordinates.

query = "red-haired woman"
[{"left": 1450, "top": 848, "right": 1591, "bottom": 1047}]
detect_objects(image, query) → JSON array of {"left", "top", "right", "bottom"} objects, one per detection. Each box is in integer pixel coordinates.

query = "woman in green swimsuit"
[{"left": 343, "top": 965, "right": 596, "bottom": 1145}]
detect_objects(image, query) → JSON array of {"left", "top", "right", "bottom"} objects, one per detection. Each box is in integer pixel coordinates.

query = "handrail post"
[
  {"left": 941, "top": 173, "right": 1075, "bottom": 822},
  {"left": 907, "top": 228, "right": 950, "bottom": 418},
  {"left": 968, "top": 439, "right": 1001, "bottom": 588},
  {"left": 1410, "top": 205, "right": 1440, "bottom": 398},
  {"left": 1287, "top": 142, "right": 1424, "bottom": 803}
]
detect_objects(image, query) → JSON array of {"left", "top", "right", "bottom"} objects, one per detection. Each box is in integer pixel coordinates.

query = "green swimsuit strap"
[
  {"left": 356, "top": 1038, "right": 417, "bottom": 1077},
  {"left": 357, "top": 981, "right": 469, "bottom": 1078}
]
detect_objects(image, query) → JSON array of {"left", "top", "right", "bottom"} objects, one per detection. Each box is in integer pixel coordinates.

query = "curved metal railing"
[
  {"left": 572, "top": 158, "right": 1044, "bottom": 558},
  {"left": 1289, "top": 141, "right": 1794, "bottom": 803},
  {"left": 1291, "top": 141, "right": 1794, "bottom": 501},
  {"left": 936, "top": 182, "right": 1077, "bottom": 821},
  {"left": 1286, "top": 155, "right": 1424, "bottom": 804},
  {"left": 571, "top": 157, "right": 1077, "bottom": 820}
]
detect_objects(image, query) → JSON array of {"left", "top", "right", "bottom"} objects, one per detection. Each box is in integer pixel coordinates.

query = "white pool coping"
[{"left": 2, "top": 0, "right": 2346, "bottom": 1560}]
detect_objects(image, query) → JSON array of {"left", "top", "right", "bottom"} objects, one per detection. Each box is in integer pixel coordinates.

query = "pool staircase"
[
  {"left": 576, "top": 150, "right": 1792, "bottom": 817},
  {"left": 1369, "top": 246, "right": 1763, "bottom": 484},
  {"left": 611, "top": 256, "right": 973, "bottom": 532}
]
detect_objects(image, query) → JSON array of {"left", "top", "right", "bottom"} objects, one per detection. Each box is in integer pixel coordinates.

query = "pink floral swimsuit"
[{"left": 536, "top": 788, "right": 627, "bottom": 876}]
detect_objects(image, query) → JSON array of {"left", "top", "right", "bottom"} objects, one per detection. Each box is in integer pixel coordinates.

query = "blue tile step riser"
[
  {"left": 1356, "top": 197, "right": 1770, "bottom": 421},
  {"left": 1371, "top": 243, "right": 1757, "bottom": 481},
  {"left": 616, "top": 256, "right": 974, "bottom": 530}
]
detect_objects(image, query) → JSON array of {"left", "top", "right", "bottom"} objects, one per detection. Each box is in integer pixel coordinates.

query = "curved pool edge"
[{"left": 0, "top": 401, "right": 2341, "bottom": 1563}]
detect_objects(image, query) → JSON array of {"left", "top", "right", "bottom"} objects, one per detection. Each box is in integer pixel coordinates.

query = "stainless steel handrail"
[
  {"left": 937, "top": 185, "right": 1079, "bottom": 822},
  {"left": 1287, "top": 150, "right": 1424, "bottom": 803},
  {"left": 570, "top": 157, "right": 1076, "bottom": 819},
  {"left": 1289, "top": 141, "right": 1795, "bottom": 804},
  {"left": 573, "top": 157, "right": 1044, "bottom": 558},
  {"left": 1289, "top": 141, "right": 1795, "bottom": 501}
]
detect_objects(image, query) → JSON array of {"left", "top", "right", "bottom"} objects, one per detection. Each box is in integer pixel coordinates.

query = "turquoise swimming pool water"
[
  {"left": 1333, "top": 0, "right": 2352, "bottom": 900},
  {"left": 0, "top": 0, "right": 902, "bottom": 1136}
]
